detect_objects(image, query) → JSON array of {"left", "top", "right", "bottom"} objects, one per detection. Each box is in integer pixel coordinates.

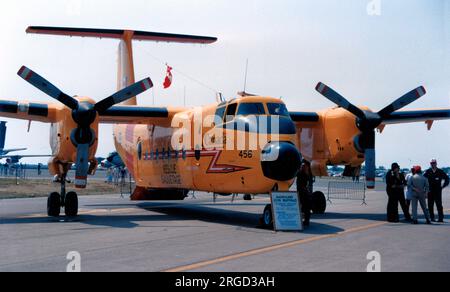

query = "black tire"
[
  {"left": 311, "top": 191, "right": 327, "bottom": 214},
  {"left": 243, "top": 194, "right": 252, "bottom": 201},
  {"left": 47, "top": 192, "right": 61, "bottom": 217},
  {"left": 262, "top": 204, "right": 274, "bottom": 229},
  {"left": 65, "top": 192, "right": 79, "bottom": 217}
]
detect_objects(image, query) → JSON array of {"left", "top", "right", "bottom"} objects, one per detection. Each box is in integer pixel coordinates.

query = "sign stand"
[{"left": 270, "top": 192, "right": 303, "bottom": 232}]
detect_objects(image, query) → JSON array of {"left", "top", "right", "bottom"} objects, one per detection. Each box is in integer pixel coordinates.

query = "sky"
[{"left": 0, "top": 0, "right": 449, "bottom": 168}]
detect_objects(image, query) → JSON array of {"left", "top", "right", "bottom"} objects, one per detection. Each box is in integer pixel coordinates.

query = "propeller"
[
  {"left": 315, "top": 82, "right": 426, "bottom": 189},
  {"left": 18, "top": 66, "right": 153, "bottom": 188}
]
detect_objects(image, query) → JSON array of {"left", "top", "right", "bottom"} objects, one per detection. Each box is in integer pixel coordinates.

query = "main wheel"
[
  {"left": 311, "top": 191, "right": 327, "bottom": 214},
  {"left": 65, "top": 192, "right": 79, "bottom": 217},
  {"left": 243, "top": 194, "right": 252, "bottom": 201},
  {"left": 47, "top": 192, "right": 61, "bottom": 217},
  {"left": 262, "top": 204, "right": 274, "bottom": 229}
]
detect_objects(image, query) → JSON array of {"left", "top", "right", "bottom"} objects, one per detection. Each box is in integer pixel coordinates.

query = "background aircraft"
[
  {"left": 0, "top": 121, "right": 51, "bottom": 163},
  {"left": 0, "top": 27, "right": 449, "bottom": 227},
  {"left": 99, "top": 152, "right": 125, "bottom": 169},
  {"left": 0, "top": 121, "right": 26, "bottom": 155}
]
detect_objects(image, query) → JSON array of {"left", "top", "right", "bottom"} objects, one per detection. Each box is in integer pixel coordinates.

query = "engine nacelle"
[
  {"left": 47, "top": 99, "right": 99, "bottom": 176},
  {"left": 322, "top": 107, "right": 365, "bottom": 167}
]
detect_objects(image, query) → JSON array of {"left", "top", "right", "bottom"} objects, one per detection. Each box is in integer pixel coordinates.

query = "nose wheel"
[{"left": 47, "top": 173, "right": 79, "bottom": 218}]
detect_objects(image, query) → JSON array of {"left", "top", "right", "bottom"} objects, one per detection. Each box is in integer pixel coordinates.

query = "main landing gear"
[
  {"left": 311, "top": 191, "right": 327, "bottom": 215},
  {"left": 47, "top": 173, "right": 78, "bottom": 217}
]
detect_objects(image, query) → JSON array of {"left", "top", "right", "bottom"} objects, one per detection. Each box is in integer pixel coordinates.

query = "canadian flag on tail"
[{"left": 163, "top": 65, "right": 173, "bottom": 89}]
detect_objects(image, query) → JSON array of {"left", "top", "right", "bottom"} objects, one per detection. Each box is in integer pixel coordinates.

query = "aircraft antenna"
[{"left": 243, "top": 58, "right": 249, "bottom": 93}]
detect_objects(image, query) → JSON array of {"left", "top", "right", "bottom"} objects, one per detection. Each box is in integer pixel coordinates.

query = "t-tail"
[{"left": 26, "top": 26, "right": 217, "bottom": 105}]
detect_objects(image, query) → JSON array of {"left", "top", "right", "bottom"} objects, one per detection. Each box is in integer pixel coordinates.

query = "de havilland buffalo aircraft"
[{"left": 0, "top": 26, "right": 449, "bottom": 226}]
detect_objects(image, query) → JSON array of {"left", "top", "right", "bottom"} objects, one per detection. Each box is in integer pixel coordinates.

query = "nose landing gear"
[{"left": 47, "top": 173, "right": 79, "bottom": 217}]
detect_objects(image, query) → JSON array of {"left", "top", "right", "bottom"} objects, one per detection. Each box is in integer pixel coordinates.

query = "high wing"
[
  {"left": 289, "top": 109, "right": 450, "bottom": 126},
  {"left": 0, "top": 100, "right": 61, "bottom": 123},
  {"left": 380, "top": 109, "right": 450, "bottom": 125},
  {"left": 1, "top": 100, "right": 187, "bottom": 126},
  {"left": 99, "top": 105, "right": 188, "bottom": 126}
]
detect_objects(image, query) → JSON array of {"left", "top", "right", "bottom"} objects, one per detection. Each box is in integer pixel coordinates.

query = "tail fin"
[
  {"left": 0, "top": 121, "right": 6, "bottom": 150},
  {"left": 26, "top": 27, "right": 218, "bottom": 106},
  {"left": 117, "top": 31, "right": 137, "bottom": 105}
]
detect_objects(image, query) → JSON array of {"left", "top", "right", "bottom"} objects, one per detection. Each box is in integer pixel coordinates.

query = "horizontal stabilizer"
[{"left": 26, "top": 26, "right": 217, "bottom": 44}]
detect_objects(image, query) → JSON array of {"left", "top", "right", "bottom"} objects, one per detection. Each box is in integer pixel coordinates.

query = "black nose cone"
[{"left": 261, "top": 142, "right": 302, "bottom": 181}]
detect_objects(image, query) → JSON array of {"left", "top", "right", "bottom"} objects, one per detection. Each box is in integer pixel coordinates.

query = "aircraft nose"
[{"left": 261, "top": 142, "right": 302, "bottom": 181}]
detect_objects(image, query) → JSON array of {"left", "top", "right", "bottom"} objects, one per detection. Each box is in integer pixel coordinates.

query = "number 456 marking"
[{"left": 239, "top": 150, "right": 253, "bottom": 159}]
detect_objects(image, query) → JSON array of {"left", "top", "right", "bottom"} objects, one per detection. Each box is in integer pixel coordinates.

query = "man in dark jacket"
[
  {"left": 386, "top": 163, "right": 412, "bottom": 223},
  {"left": 297, "top": 160, "right": 313, "bottom": 227},
  {"left": 424, "top": 159, "right": 449, "bottom": 223}
]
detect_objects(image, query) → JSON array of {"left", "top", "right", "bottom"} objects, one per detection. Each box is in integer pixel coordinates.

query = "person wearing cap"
[
  {"left": 409, "top": 166, "right": 432, "bottom": 225},
  {"left": 386, "top": 163, "right": 412, "bottom": 223},
  {"left": 424, "top": 159, "right": 449, "bottom": 223}
]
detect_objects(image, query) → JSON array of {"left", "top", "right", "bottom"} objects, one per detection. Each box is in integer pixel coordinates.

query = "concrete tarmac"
[{"left": 1, "top": 186, "right": 449, "bottom": 272}]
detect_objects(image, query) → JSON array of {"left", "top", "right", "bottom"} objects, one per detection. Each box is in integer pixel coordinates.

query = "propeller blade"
[
  {"left": 363, "top": 131, "right": 376, "bottom": 189},
  {"left": 378, "top": 86, "right": 426, "bottom": 118},
  {"left": 74, "top": 143, "right": 90, "bottom": 189},
  {"left": 94, "top": 77, "right": 153, "bottom": 113},
  {"left": 17, "top": 66, "right": 79, "bottom": 110},
  {"left": 316, "top": 82, "right": 366, "bottom": 119}
]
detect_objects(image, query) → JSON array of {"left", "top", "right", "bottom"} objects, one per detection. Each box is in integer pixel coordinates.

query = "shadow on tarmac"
[{"left": 4, "top": 202, "right": 445, "bottom": 234}]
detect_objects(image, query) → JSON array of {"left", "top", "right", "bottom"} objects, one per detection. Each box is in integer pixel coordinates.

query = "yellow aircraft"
[{"left": 1, "top": 27, "right": 449, "bottom": 227}]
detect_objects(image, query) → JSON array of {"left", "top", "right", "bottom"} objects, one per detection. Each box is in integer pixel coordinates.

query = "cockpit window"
[
  {"left": 215, "top": 106, "right": 226, "bottom": 121},
  {"left": 267, "top": 103, "right": 289, "bottom": 117},
  {"left": 224, "top": 103, "right": 238, "bottom": 122},
  {"left": 237, "top": 103, "right": 266, "bottom": 116}
]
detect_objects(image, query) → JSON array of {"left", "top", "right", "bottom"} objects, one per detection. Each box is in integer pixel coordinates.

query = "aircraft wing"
[
  {"left": 0, "top": 100, "right": 61, "bottom": 123},
  {"left": 98, "top": 105, "right": 187, "bottom": 126},
  {"left": 380, "top": 109, "right": 450, "bottom": 125},
  {"left": 1, "top": 100, "right": 187, "bottom": 127},
  {"left": 289, "top": 109, "right": 450, "bottom": 126}
]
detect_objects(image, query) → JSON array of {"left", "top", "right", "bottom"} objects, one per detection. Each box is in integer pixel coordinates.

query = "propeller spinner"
[
  {"left": 18, "top": 66, "right": 153, "bottom": 188},
  {"left": 315, "top": 82, "right": 426, "bottom": 189}
]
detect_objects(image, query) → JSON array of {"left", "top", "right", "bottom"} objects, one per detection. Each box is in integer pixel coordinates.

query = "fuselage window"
[
  {"left": 267, "top": 103, "right": 289, "bottom": 117},
  {"left": 237, "top": 103, "right": 266, "bottom": 116}
]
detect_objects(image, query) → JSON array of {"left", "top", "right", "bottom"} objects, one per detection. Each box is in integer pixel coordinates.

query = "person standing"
[
  {"left": 405, "top": 167, "right": 417, "bottom": 210},
  {"left": 297, "top": 160, "right": 313, "bottom": 227},
  {"left": 386, "top": 163, "right": 412, "bottom": 222},
  {"left": 409, "top": 166, "right": 432, "bottom": 225},
  {"left": 424, "top": 159, "right": 449, "bottom": 223}
]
